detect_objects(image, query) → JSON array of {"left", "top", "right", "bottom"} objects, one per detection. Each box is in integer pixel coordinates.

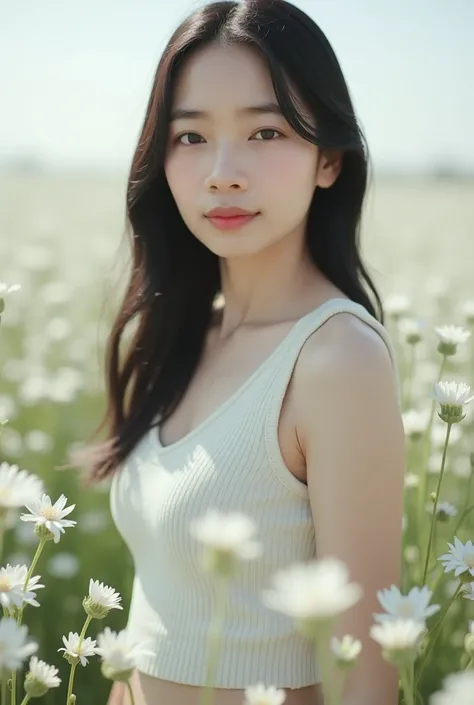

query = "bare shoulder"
[
  {"left": 297, "top": 309, "right": 394, "bottom": 375},
  {"left": 293, "top": 310, "right": 398, "bottom": 451}
]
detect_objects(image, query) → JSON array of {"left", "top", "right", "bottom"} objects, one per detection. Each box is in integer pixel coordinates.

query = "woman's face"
[{"left": 164, "top": 42, "right": 333, "bottom": 258}]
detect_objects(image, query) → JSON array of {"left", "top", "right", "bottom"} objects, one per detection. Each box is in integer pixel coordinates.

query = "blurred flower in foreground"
[
  {"left": 0, "top": 617, "right": 37, "bottom": 671},
  {"left": 96, "top": 627, "right": 154, "bottom": 682},
  {"left": 331, "top": 635, "right": 362, "bottom": 669},
  {"left": 0, "top": 463, "right": 44, "bottom": 511},
  {"left": 430, "top": 670, "right": 474, "bottom": 705},
  {"left": 83, "top": 579, "right": 122, "bottom": 619},
  {"left": 244, "top": 683, "right": 287, "bottom": 705},
  {"left": 58, "top": 632, "right": 97, "bottom": 666},
  {"left": 373, "top": 585, "right": 440, "bottom": 626},
  {"left": 370, "top": 619, "right": 425, "bottom": 667},
  {"left": 20, "top": 494, "right": 76, "bottom": 543},
  {"left": 262, "top": 558, "right": 362, "bottom": 636},
  {"left": 24, "top": 655, "right": 61, "bottom": 697},
  {"left": 190, "top": 509, "right": 263, "bottom": 577}
]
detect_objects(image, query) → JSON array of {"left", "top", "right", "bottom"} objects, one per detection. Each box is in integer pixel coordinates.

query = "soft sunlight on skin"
[{"left": 164, "top": 41, "right": 342, "bottom": 332}]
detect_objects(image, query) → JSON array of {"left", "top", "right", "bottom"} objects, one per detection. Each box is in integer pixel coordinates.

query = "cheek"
[
  {"left": 164, "top": 155, "right": 198, "bottom": 203},
  {"left": 259, "top": 144, "right": 318, "bottom": 207}
]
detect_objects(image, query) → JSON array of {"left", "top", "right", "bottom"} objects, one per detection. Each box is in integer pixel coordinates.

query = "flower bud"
[
  {"left": 61, "top": 652, "right": 79, "bottom": 667},
  {"left": 82, "top": 596, "right": 110, "bottom": 620},
  {"left": 24, "top": 672, "right": 49, "bottom": 698},
  {"left": 34, "top": 524, "right": 55, "bottom": 542},
  {"left": 464, "top": 633, "right": 474, "bottom": 659},
  {"left": 101, "top": 662, "right": 134, "bottom": 683},
  {"left": 437, "top": 405, "right": 466, "bottom": 424}
]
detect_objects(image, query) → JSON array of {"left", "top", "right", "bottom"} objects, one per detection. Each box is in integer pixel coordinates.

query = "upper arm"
[{"left": 296, "top": 315, "right": 405, "bottom": 704}]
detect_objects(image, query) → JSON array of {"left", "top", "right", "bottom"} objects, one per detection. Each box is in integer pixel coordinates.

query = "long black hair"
[{"left": 72, "top": 0, "right": 384, "bottom": 484}]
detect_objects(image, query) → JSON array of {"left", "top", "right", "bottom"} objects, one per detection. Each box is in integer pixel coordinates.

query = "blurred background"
[{"left": 1, "top": 0, "right": 473, "bottom": 702}]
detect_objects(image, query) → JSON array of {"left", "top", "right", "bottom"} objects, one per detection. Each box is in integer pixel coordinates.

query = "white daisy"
[
  {"left": 83, "top": 579, "right": 122, "bottom": 619},
  {"left": 262, "top": 558, "right": 362, "bottom": 624},
  {"left": 373, "top": 585, "right": 440, "bottom": 626},
  {"left": 190, "top": 509, "right": 263, "bottom": 576},
  {"left": 58, "top": 632, "right": 97, "bottom": 666},
  {"left": 398, "top": 317, "right": 425, "bottom": 344},
  {"left": 0, "top": 463, "right": 44, "bottom": 509},
  {"left": 24, "top": 655, "right": 61, "bottom": 696},
  {"left": 0, "top": 282, "right": 21, "bottom": 297},
  {"left": 244, "top": 683, "right": 287, "bottom": 705},
  {"left": 95, "top": 627, "right": 153, "bottom": 679},
  {"left": 370, "top": 618, "right": 425, "bottom": 651},
  {"left": 402, "top": 410, "right": 430, "bottom": 440},
  {"left": 435, "top": 325, "right": 471, "bottom": 346},
  {"left": 0, "top": 564, "right": 45, "bottom": 610},
  {"left": 331, "top": 635, "right": 362, "bottom": 664},
  {"left": 460, "top": 300, "right": 474, "bottom": 324},
  {"left": 430, "top": 670, "right": 474, "bottom": 705},
  {"left": 460, "top": 583, "right": 474, "bottom": 601},
  {"left": 430, "top": 501, "right": 457, "bottom": 521},
  {"left": 438, "top": 537, "right": 474, "bottom": 579},
  {"left": 432, "top": 381, "right": 474, "bottom": 407},
  {"left": 0, "top": 617, "right": 38, "bottom": 671},
  {"left": 20, "top": 494, "right": 76, "bottom": 543},
  {"left": 384, "top": 294, "right": 411, "bottom": 318}
]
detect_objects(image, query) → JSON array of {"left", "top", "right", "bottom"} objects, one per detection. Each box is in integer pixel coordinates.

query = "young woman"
[{"left": 79, "top": 1, "right": 405, "bottom": 703}]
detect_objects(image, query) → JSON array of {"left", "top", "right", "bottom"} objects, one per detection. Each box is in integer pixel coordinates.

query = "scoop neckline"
[{"left": 148, "top": 297, "right": 352, "bottom": 454}]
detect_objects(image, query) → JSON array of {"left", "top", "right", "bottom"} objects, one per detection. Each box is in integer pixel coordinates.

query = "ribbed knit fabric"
[{"left": 109, "top": 297, "right": 401, "bottom": 689}]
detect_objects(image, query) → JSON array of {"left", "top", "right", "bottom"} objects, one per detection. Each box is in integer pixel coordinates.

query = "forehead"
[{"left": 171, "top": 43, "right": 276, "bottom": 109}]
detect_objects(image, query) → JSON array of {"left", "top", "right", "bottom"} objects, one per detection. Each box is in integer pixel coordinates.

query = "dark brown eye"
[
  {"left": 253, "top": 129, "right": 282, "bottom": 141},
  {"left": 176, "top": 132, "right": 204, "bottom": 145}
]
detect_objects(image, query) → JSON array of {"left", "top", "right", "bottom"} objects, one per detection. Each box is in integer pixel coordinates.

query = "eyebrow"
[{"left": 170, "top": 102, "right": 283, "bottom": 122}]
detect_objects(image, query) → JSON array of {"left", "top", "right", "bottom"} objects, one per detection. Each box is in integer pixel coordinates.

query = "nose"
[{"left": 204, "top": 144, "right": 248, "bottom": 192}]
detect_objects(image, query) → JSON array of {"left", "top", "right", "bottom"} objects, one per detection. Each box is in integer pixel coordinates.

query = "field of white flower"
[{"left": 0, "top": 170, "right": 473, "bottom": 705}]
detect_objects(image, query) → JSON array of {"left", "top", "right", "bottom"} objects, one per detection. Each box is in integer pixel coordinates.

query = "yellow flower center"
[
  {"left": 40, "top": 507, "right": 57, "bottom": 521},
  {"left": 0, "top": 577, "right": 11, "bottom": 592},
  {"left": 399, "top": 603, "right": 414, "bottom": 618},
  {"left": 465, "top": 553, "right": 474, "bottom": 569}
]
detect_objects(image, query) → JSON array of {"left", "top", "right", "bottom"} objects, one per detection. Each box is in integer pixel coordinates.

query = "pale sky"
[{"left": 2, "top": 0, "right": 473, "bottom": 173}]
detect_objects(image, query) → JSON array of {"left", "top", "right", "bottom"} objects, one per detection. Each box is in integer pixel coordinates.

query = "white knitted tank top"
[{"left": 109, "top": 297, "right": 401, "bottom": 689}]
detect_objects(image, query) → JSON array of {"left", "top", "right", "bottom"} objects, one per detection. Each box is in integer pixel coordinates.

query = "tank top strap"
[{"left": 262, "top": 298, "right": 402, "bottom": 470}]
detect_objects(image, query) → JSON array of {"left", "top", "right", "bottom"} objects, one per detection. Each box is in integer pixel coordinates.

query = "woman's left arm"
[{"left": 297, "top": 315, "right": 406, "bottom": 705}]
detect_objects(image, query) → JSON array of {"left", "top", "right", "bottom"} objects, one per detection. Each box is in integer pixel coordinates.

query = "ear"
[{"left": 315, "top": 149, "right": 343, "bottom": 189}]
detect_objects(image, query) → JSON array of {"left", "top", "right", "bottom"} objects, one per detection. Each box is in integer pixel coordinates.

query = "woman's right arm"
[{"left": 106, "top": 670, "right": 142, "bottom": 705}]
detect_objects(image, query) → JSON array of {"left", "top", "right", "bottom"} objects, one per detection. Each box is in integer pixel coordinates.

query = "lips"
[{"left": 206, "top": 207, "right": 258, "bottom": 218}]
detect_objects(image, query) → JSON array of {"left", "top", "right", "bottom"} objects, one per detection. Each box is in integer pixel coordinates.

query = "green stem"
[
  {"left": 66, "top": 614, "right": 93, "bottom": 705},
  {"left": 400, "top": 663, "right": 415, "bottom": 705},
  {"left": 66, "top": 663, "right": 77, "bottom": 705},
  {"left": 11, "top": 537, "right": 48, "bottom": 705},
  {"left": 403, "top": 344, "right": 417, "bottom": 410},
  {"left": 415, "top": 582, "right": 464, "bottom": 686},
  {"left": 465, "top": 657, "right": 473, "bottom": 670},
  {"left": 199, "top": 576, "right": 228, "bottom": 705},
  {"left": 126, "top": 680, "right": 135, "bottom": 705},
  {"left": 313, "top": 625, "right": 340, "bottom": 705},
  {"left": 1, "top": 679, "right": 6, "bottom": 705},
  {"left": 421, "top": 423, "right": 452, "bottom": 586},
  {"left": 416, "top": 357, "right": 446, "bottom": 544},
  {"left": 453, "top": 504, "right": 474, "bottom": 538},
  {"left": 18, "top": 698, "right": 30, "bottom": 705},
  {"left": 17, "top": 538, "right": 48, "bottom": 626}
]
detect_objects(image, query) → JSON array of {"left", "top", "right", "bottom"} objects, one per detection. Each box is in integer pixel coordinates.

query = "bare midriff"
[{"left": 117, "top": 671, "right": 323, "bottom": 705}]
